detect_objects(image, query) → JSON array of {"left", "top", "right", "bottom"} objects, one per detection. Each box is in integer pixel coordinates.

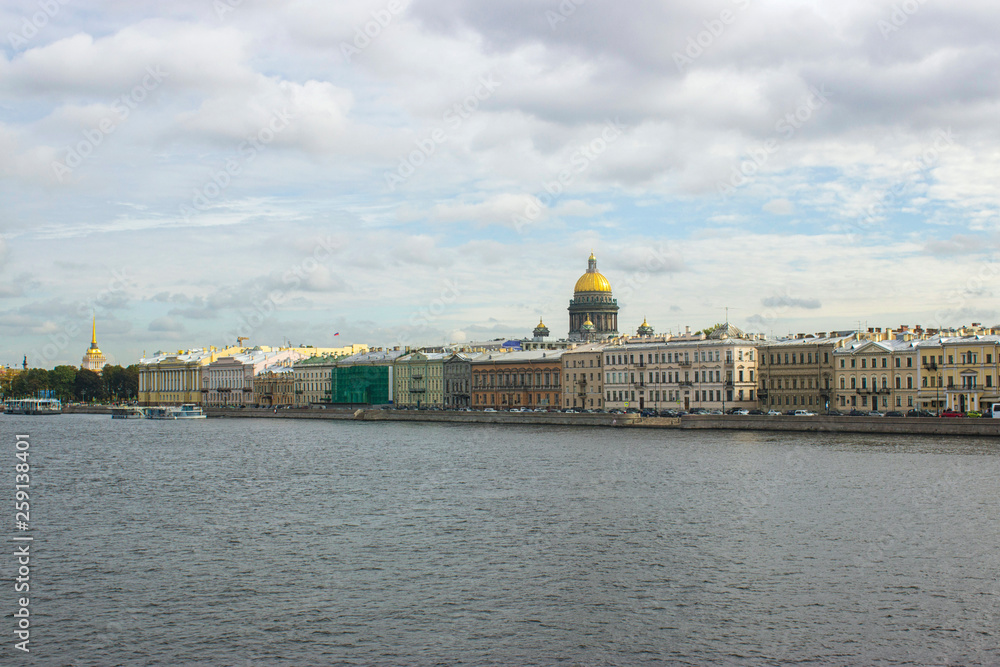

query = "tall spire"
[{"left": 90, "top": 314, "right": 98, "bottom": 349}]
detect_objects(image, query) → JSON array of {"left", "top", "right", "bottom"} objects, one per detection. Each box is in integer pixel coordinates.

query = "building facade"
[
  {"left": 443, "top": 352, "right": 481, "bottom": 409},
  {"left": 568, "top": 253, "right": 618, "bottom": 340},
  {"left": 604, "top": 324, "right": 760, "bottom": 412},
  {"left": 937, "top": 335, "right": 1000, "bottom": 413},
  {"left": 758, "top": 333, "right": 858, "bottom": 412},
  {"left": 253, "top": 368, "right": 295, "bottom": 407},
  {"left": 138, "top": 349, "right": 216, "bottom": 406},
  {"left": 561, "top": 343, "right": 606, "bottom": 409},
  {"left": 330, "top": 349, "right": 404, "bottom": 405},
  {"left": 471, "top": 350, "right": 565, "bottom": 409},
  {"left": 294, "top": 355, "right": 343, "bottom": 406},
  {"left": 394, "top": 352, "right": 448, "bottom": 408},
  {"left": 832, "top": 338, "right": 921, "bottom": 412},
  {"left": 202, "top": 349, "right": 304, "bottom": 407}
]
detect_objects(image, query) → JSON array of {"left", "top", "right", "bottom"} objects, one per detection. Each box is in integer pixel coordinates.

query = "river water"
[{"left": 1, "top": 414, "right": 998, "bottom": 665}]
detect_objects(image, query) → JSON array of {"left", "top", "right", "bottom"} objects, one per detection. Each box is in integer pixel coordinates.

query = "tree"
[
  {"left": 12, "top": 368, "right": 49, "bottom": 397},
  {"left": 121, "top": 365, "right": 140, "bottom": 401},
  {"left": 699, "top": 322, "right": 725, "bottom": 336},
  {"left": 49, "top": 366, "right": 78, "bottom": 401},
  {"left": 74, "top": 369, "right": 106, "bottom": 403}
]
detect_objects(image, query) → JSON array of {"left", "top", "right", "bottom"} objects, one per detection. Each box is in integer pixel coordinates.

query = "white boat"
[
  {"left": 111, "top": 406, "right": 146, "bottom": 419},
  {"left": 144, "top": 404, "right": 206, "bottom": 420},
  {"left": 3, "top": 398, "right": 62, "bottom": 415}
]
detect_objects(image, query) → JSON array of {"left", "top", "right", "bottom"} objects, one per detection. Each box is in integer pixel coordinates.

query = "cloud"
[
  {"left": 148, "top": 316, "right": 186, "bottom": 332},
  {"left": 763, "top": 198, "right": 795, "bottom": 215},
  {"left": 761, "top": 296, "right": 822, "bottom": 310},
  {"left": 922, "top": 234, "right": 991, "bottom": 256}
]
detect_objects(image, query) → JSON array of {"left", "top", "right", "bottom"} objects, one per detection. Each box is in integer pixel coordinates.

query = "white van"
[{"left": 991, "top": 404, "right": 1000, "bottom": 419}]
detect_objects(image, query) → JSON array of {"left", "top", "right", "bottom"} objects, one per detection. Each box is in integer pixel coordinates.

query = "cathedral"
[{"left": 568, "top": 252, "right": 619, "bottom": 340}]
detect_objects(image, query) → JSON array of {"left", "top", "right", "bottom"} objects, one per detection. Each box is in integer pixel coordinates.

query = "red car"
[{"left": 940, "top": 410, "right": 965, "bottom": 418}]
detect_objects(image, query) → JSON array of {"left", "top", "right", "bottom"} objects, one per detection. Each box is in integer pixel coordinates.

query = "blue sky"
[{"left": 1, "top": 0, "right": 998, "bottom": 368}]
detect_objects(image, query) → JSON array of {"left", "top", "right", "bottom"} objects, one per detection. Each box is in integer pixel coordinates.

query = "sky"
[{"left": 1, "top": 0, "right": 999, "bottom": 368}]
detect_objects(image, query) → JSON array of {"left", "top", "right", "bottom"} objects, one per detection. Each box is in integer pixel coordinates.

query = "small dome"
[
  {"left": 637, "top": 317, "right": 654, "bottom": 336},
  {"left": 581, "top": 318, "right": 596, "bottom": 331}
]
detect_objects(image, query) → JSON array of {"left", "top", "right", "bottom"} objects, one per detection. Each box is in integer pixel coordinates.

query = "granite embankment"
[{"left": 60, "top": 405, "right": 1000, "bottom": 436}]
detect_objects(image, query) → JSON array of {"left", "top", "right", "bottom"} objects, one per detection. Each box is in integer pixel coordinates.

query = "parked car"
[
  {"left": 940, "top": 410, "right": 964, "bottom": 418},
  {"left": 966, "top": 410, "right": 983, "bottom": 418},
  {"left": 868, "top": 410, "right": 885, "bottom": 417},
  {"left": 748, "top": 409, "right": 765, "bottom": 415},
  {"left": 848, "top": 409, "right": 869, "bottom": 416},
  {"left": 608, "top": 408, "right": 623, "bottom": 414},
  {"left": 792, "top": 410, "right": 816, "bottom": 416},
  {"left": 483, "top": 408, "right": 497, "bottom": 412},
  {"left": 625, "top": 408, "right": 640, "bottom": 414},
  {"left": 906, "top": 409, "right": 934, "bottom": 417},
  {"left": 689, "top": 407, "right": 709, "bottom": 415},
  {"left": 824, "top": 409, "right": 845, "bottom": 416},
  {"left": 766, "top": 410, "right": 782, "bottom": 416},
  {"left": 731, "top": 408, "right": 750, "bottom": 415},
  {"left": 884, "top": 411, "right": 905, "bottom": 417},
  {"left": 640, "top": 409, "right": 656, "bottom": 417}
]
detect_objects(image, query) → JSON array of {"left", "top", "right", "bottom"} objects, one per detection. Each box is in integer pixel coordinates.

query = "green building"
[{"left": 329, "top": 349, "right": 405, "bottom": 405}]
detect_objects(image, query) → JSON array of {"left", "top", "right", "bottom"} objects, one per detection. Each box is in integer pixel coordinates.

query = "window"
[
  {"left": 895, "top": 358, "right": 901, "bottom": 368},
  {"left": 851, "top": 359, "right": 856, "bottom": 368},
  {"left": 882, "top": 359, "right": 887, "bottom": 368},
  {"left": 807, "top": 353, "right": 813, "bottom": 363},
  {"left": 895, "top": 377, "right": 901, "bottom": 389},
  {"left": 840, "top": 359, "right": 845, "bottom": 368},
  {"left": 840, "top": 378, "right": 845, "bottom": 389},
  {"left": 861, "top": 359, "right": 867, "bottom": 369},
  {"left": 907, "top": 376, "right": 913, "bottom": 389}
]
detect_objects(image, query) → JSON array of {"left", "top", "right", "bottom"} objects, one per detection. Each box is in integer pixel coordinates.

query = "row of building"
[
  {"left": 119, "top": 252, "right": 1000, "bottom": 414},
  {"left": 134, "top": 321, "right": 1000, "bottom": 414}
]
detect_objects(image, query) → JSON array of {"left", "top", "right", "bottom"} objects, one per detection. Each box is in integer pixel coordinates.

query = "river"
[{"left": 2, "top": 414, "right": 998, "bottom": 665}]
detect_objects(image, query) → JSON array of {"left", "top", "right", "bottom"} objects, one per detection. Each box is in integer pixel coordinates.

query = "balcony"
[
  {"left": 678, "top": 361, "right": 692, "bottom": 367},
  {"left": 678, "top": 381, "right": 693, "bottom": 387},
  {"left": 411, "top": 387, "right": 426, "bottom": 393},
  {"left": 412, "top": 373, "right": 423, "bottom": 380}
]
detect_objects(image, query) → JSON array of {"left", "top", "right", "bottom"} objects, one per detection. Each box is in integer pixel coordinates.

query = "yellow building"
[
  {"left": 935, "top": 335, "right": 1000, "bottom": 413},
  {"left": 560, "top": 343, "right": 607, "bottom": 409},
  {"left": 138, "top": 345, "right": 244, "bottom": 406},
  {"left": 394, "top": 351, "right": 448, "bottom": 408},
  {"left": 81, "top": 316, "right": 107, "bottom": 372},
  {"left": 832, "top": 338, "right": 921, "bottom": 412}
]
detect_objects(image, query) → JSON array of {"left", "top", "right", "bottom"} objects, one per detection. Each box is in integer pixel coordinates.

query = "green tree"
[
  {"left": 698, "top": 322, "right": 725, "bottom": 336},
  {"left": 12, "top": 368, "right": 49, "bottom": 397},
  {"left": 74, "top": 369, "right": 106, "bottom": 403},
  {"left": 49, "top": 366, "right": 78, "bottom": 401},
  {"left": 121, "top": 365, "right": 140, "bottom": 401}
]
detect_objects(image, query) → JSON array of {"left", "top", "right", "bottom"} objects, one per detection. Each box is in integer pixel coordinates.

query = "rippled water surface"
[{"left": 2, "top": 414, "right": 999, "bottom": 665}]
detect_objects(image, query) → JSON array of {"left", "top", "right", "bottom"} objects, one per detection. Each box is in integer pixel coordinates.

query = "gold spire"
[
  {"left": 91, "top": 314, "right": 97, "bottom": 347},
  {"left": 589, "top": 250, "right": 596, "bottom": 261},
  {"left": 538, "top": 317, "right": 545, "bottom": 327}
]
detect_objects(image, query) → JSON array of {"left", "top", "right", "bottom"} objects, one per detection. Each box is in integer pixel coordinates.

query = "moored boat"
[
  {"left": 111, "top": 406, "right": 146, "bottom": 419},
  {"left": 3, "top": 398, "right": 62, "bottom": 415},
  {"left": 144, "top": 404, "right": 206, "bottom": 420}
]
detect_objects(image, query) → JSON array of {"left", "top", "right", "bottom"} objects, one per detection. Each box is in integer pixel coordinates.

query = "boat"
[
  {"left": 3, "top": 398, "right": 62, "bottom": 415},
  {"left": 111, "top": 406, "right": 146, "bottom": 419},
  {"left": 144, "top": 404, "right": 206, "bottom": 420}
]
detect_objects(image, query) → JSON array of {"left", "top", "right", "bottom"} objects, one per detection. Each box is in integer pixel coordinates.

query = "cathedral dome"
[{"left": 573, "top": 252, "right": 612, "bottom": 293}]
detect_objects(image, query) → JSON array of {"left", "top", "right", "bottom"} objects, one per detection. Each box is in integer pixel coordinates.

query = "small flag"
[{"left": 334, "top": 332, "right": 340, "bottom": 336}]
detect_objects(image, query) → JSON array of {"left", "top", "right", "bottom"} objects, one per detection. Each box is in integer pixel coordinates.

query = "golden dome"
[
  {"left": 575, "top": 252, "right": 612, "bottom": 293},
  {"left": 574, "top": 272, "right": 611, "bottom": 293}
]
